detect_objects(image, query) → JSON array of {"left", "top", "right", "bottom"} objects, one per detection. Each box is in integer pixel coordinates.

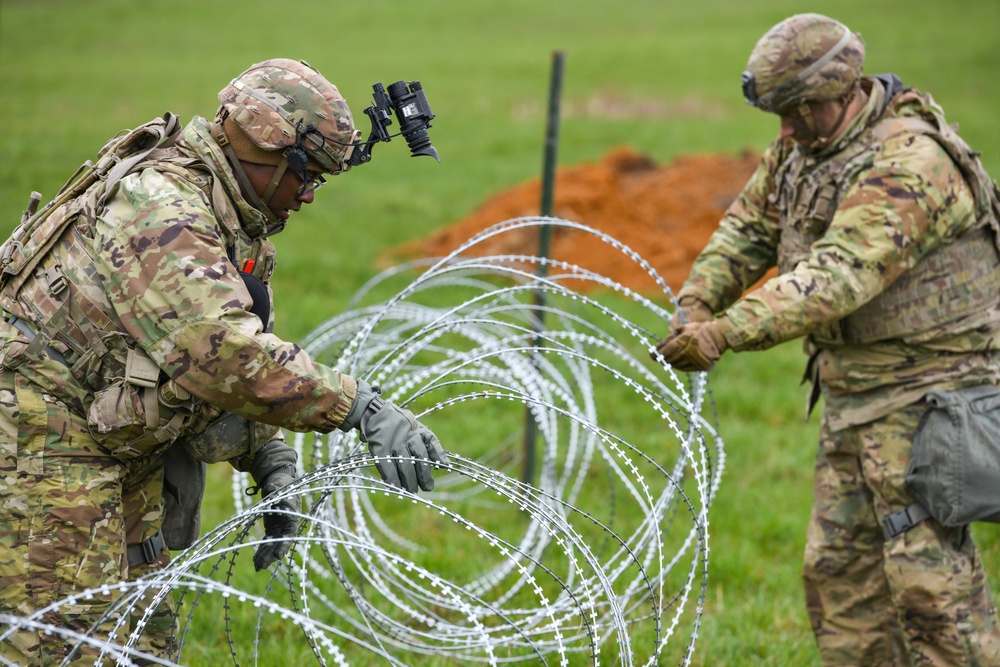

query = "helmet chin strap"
[
  {"left": 825, "top": 86, "right": 857, "bottom": 137},
  {"left": 214, "top": 125, "right": 288, "bottom": 236},
  {"left": 797, "top": 102, "right": 819, "bottom": 140},
  {"left": 260, "top": 155, "right": 290, "bottom": 203},
  {"left": 804, "top": 85, "right": 858, "bottom": 151}
]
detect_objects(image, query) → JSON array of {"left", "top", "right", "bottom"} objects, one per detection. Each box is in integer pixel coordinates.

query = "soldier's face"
[
  {"left": 778, "top": 99, "right": 844, "bottom": 145},
  {"left": 240, "top": 162, "right": 317, "bottom": 222}
]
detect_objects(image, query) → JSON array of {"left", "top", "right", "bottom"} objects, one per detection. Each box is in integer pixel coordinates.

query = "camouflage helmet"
[
  {"left": 217, "top": 58, "right": 361, "bottom": 174},
  {"left": 741, "top": 14, "right": 865, "bottom": 113}
]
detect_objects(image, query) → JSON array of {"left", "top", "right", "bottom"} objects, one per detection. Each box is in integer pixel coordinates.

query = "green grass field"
[{"left": 2, "top": 0, "right": 999, "bottom": 665}]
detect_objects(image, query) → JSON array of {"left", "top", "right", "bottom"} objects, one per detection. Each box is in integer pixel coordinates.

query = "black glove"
[
  {"left": 248, "top": 440, "right": 299, "bottom": 571},
  {"left": 339, "top": 380, "right": 449, "bottom": 493}
]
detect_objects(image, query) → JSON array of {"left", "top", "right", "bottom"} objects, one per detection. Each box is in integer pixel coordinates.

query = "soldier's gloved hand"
[
  {"left": 652, "top": 319, "right": 730, "bottom": 372},
  {"left": 248, "top": 440, "right": 299, "bottom": 572},
  {"left": 669, "top": 296, "right": 714, "bottom": 336},
  {"left": 339, "top": 380, "right": 449, "bottom": 493}
]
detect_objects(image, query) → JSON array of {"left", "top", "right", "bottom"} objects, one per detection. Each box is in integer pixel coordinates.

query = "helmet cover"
[
  {"left": 742, "top": 14, "right": 865, "bottom": 113},
  {"left": 218, "top": 58, "right": 360, "bottom": 173}
]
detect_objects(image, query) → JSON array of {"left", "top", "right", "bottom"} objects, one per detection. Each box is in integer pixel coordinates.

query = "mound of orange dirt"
[{"left": 384, "top": 146, "right": 763, "bottom": 294}]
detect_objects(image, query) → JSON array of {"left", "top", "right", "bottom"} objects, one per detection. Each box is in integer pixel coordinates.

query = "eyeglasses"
[{"left": 296, "top": 170, "right": 327, "bottom": 197}]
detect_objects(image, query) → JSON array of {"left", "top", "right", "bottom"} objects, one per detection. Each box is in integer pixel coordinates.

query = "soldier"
[
  {"left": 653, "top": 13, "right": 1000, "bottom": 667},
  {"left": 0, "top": 58, "right": 448, "bottom": 664}
]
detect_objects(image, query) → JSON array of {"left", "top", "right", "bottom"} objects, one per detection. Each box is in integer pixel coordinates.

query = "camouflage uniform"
[
  {"left": 0, "top": 58, "right": 450, "bottom": 665},
  {"left": 679, "top": 67, "right": 1000, "bottom": 665},
  {"left": 0, "top": 109, "right": 358, "bottom": 664}
]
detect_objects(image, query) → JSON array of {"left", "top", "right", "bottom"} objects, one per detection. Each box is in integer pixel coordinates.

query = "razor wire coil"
[{"left": 0, "top": 217, "right": 724, "bottom": 667}]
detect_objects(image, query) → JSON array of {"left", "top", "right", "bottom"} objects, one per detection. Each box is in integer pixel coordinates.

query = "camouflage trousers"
[
  {"left": 805, "top": 399, "right": 1000, "bottom": 666},
  {"left": 0, "top": 370, "right": 177, "bottom": 666}
]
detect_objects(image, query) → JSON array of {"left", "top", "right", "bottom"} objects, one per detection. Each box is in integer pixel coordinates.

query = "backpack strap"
[
  {"left": 98, "top": 112, "right": 182, "bottom": 208},
  {"left": 0, "top": 113, "right": 183, "bottom": 285}
]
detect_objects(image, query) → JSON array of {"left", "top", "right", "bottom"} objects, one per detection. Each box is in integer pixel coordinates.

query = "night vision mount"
[{"left": 347, "top": 80, "right": 439, "bottom": 167}]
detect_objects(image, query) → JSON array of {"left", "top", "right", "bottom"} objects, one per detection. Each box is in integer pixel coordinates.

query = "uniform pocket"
[
  {"left": 0, "top": 369, "right": 18, "bottom": 475},
  {"left": 12, "top": 373, "right": 48, "bottom": 479},
  {"left": 2, "top": 373, "right": 126, "bottom": 621}
]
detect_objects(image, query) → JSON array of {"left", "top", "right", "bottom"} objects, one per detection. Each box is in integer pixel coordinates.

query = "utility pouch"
[
  {"left": 89, "top": 382, "right": 146, "bottom": 435},
  {"left": 161, "top": 440, "right": 207, "bottom": 550},
  {"left": 905, "top": 384, "right": 1000, "bottom": 527},
  {"left": 86, "top": 346, "right": 187, "bottom": 460},
  {"left": 88, "top": 381, "right": 179, "bottom": 459},
  {"left": 181, "top": 411, "right": 256, "bottom": 464}
]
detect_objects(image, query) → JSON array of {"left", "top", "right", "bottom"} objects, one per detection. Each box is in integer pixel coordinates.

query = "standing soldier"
[
  {"left": 654, "top": 13, "right": 1000, "bottom": 667},
  {"left": 0, "top": 58, "right": 448, "bottom": 664}
]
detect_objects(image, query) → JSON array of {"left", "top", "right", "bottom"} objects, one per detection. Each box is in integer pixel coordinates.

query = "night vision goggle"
[
  {"left": 284, "top": 79, "right": 439, "bottom": 193},
  {"left": 348, "top": 79, "right": 439, "bottom": 166}
]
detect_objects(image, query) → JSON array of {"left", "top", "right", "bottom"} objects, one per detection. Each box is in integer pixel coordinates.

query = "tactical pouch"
[
  {"left": 906, "top": 384, "right": 1000, "bottom": 527},
  {"left": 86, "top": 346, "right": 188, "bottom": 460},
  {"left": 161, "top": 440, "right": 207, "bottom": 550},
  {"left": 180, "top": 410, "right": 283, "bottom": 472},
  {"left": 89, "top": 382, "right": 147, "bottom": 435}
]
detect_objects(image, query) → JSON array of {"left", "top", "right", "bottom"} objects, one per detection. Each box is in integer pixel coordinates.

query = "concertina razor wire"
[{"left": 0, "top": 217, "right": 725, "bottom": 666}]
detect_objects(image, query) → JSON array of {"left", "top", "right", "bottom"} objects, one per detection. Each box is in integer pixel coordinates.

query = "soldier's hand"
[
  {"left": 651, "top": 320, "right": 729, "bottom": 372},
  {"left": 669, "top": 296, "right": 713, "bottom": 336},
  {"left": 340, "top": 380, "right": 449, "bottom": 493},
  {"left": 248, "top": 440, "right": 300, "bottom": 571}
]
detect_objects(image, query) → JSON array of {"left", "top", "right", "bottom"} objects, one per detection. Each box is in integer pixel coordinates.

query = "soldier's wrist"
[
  {"left": 339, "top": 378, "right": 380, "bottom": 432},
  {"left": 710, "top": 316, "right": 734, "bottom": 352},
  {"left": 249, "top": 439, "right": 298, "bottom": 485},
  {"left": 677, "top": 287, "right": 715, "bottom": 312}
]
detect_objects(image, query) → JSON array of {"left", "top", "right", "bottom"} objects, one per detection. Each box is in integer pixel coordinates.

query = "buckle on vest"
[
  {"left": 39, "top": 265, "right": 68, "bottom": 296},
  {"left": 94, "top": 153, "right": 121, "bottom": 179},
  {"left": 0, "top": 240, "right": 21, "bottom": 270}
]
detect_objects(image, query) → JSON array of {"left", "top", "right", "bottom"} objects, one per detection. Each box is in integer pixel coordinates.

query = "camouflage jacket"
[
  {"left": 679, "top": 76, "right": 1000, "bottom": 428},
  {"left": 0, "top": 116, "right": 356, "bottom": 460}
]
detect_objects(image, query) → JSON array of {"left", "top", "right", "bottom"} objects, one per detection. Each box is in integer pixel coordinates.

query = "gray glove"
[
  {"left": 339, "top": 380, "right": 449, "bottom": 493},
  {"left": 248, "top": 440, "right": 299, "bottom": 571}
]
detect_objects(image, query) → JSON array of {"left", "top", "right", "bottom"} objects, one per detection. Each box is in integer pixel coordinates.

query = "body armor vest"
[
  {"left": 771, "top": 83, "right": 1000, "bottom": 347},
  {"left": 0, "top": 115, "right": 277, "bottom": 459}
]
